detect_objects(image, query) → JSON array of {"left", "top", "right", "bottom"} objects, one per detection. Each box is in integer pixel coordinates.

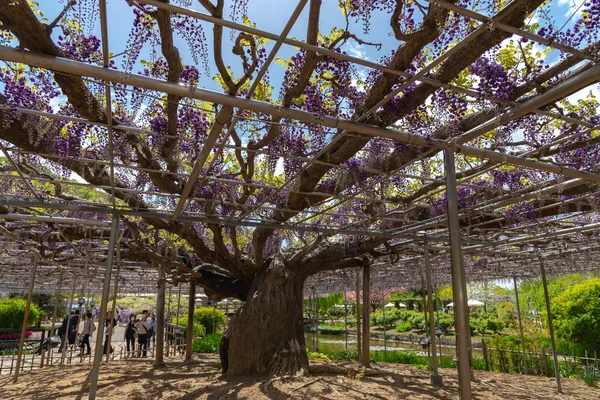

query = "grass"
[
  {"left": 309, "top": 348, "right": 465, "bottom": 369},
  {"left": 577, "top": 366, "right": 598, "bottom": 387}
]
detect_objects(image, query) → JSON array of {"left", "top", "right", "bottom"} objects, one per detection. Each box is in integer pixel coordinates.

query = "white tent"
[
  {"left": 446, "top": 300, "right": 484, "bottom": 307},
  {"left": 384, "top": 302, "right": 406, "bottom": 308}
]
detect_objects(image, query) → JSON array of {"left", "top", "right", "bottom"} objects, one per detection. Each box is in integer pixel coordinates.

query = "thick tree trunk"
[{"left": 220, "top": 257, "right": 308, "bottom": 377}]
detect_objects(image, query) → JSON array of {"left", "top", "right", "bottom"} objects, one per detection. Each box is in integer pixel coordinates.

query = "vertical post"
[
  {"left": 89, "top": 212, "right": 119, "bottom": 400},
  {"left": 421, "top": 274, "right": 429, "bottom": 367},
  {"left": 513, "top": 276, "right": 527, "bottom": 375},
  {"left": 47, "top": 269, "right": 64, "bottom": 366},
  {"left": 482, "top": 338, "right": 489, "bottom": 371},
  {"left": 435, "top": 283, "right": 443, "bottom": 365},
  {"left": 539, "top": 257, "right": 562, "bottom": 393},
  {"left": 105, "top": 241, "right": 122, "bottom": 363},
  {"left": 344, "top": 291, "right": 348, "bottom": 353},
  {"left": 315, "top": 293, "right": 320, "bottom": 352},
  {"left": 13, "top": 254, "right": 38, "bottom": 383},
  {"left": 167, "top": 286, "right": 172, "bottom": 323},
  {"left": 355, "top": 269, "right": 362, "bottom": 361},
  {"left": 155, "top": 264, "right": 166, "bottom": 367},
  {"left": 61, "top": 276, "right": 77, "bottom": 364},
  {"left": 424, "top": 235, "right": 442, "bottom": 385},
  {"left": 382, "top": 286, "right": 387, "bottom": 352},
  {"left": 185, "top": 282, "right": 195, "bottom": 363},
  {"left": 362, "top": 262, "right": 371, "bottom": 367},
  {"left": 176, "top": 284, "right": 182, "bottom": 324},
  {"left": 443, "top": 148, "right": 472, "bottom": 400},
  {"left": 39, "top": 328, "right": 46, "bottom": 369}
]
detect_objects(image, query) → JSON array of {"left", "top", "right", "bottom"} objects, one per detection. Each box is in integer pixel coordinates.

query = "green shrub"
[
  {"left": 408, "top": 313, "right": 425, "bottom": 330},
  {"left": 193, "top": 333, "right": 221, "bottom": 353},
  {"left": 0, "top": 298, "right": 42, "bottom": 329},
  {"left": 552, "top": 278, "right": 600, "bottom": 353},
  {"left": 438, "top": 316, "right": 454, "bottom": 334},
  {"left": 485, "top": 318, "right": 505, "bottom": 334},
  {"left": 396, "top": 322, "right": 411, "bottom": 332},
  {"left": 172, "top": 316, "right": 205, "bottom": 338},
  {"left": 497, "top": 301, "right": 515, "bottom": 326},
  {"left": 371, "top": 309, "right": 401, "bottom": 329},
  {"left": 194, "top": 307, "right": 226, "bottom": 334},
  {"left": 469, "top": 319, "right": 486, "bottom": 336}
]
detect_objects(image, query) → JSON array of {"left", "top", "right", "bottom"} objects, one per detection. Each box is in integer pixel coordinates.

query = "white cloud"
[
  {"left": 561, "top": 0, "right": 584, "bottom": 18},
  {"left": 345, "top": 41, "right": 369, "bottom": 61},
  {"left": 565, "top": 84, "right": 600, "bottom": 104}
]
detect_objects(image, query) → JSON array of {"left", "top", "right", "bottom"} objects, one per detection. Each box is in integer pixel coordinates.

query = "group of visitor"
[
  {"left": 124, "top": 310, "right": 156, "bottom": 357},
  {"left": 56, "top": 306, "right": 158, "bottom": 358}
]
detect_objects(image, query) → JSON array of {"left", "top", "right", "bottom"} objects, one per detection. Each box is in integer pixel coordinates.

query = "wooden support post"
[
  {"left": 155, "top": 264, "right": 166, "bottom": 366},
  {"left": 482, "top": 338, "right": 489, "bottom": 371},
  {"left": 89, "top": 212, "right": 119, "bottom": 400},
  {"left": 47, "top": 269, "right": 64, "bottom": 367},
  {"left": 424, "top": 235, "right": 442, "bottom": 385},
  {"left": 539, "top": 257, "right": 562, "bottom": 392},
  {"left": 355, "top": 269, "right": 361, "bottom": 361},
  {"left": 443, "top": 149, "right": 472, "bottom": 400},
  {"left": 185, "top": 282, "right": 195, "bottom": 363},
  {"left": 13, "top": 254, "right": 38, "bottom": 383},
  {"left": 362, "top": 262, "right": 370, "bottom": 367},
  {"left": 513, "top": 276, "right": 527, "bottom": 375},
  {"left": 61, "top": 276, "right": 77, "bottom": 365},
  {"left": 105, "top": 240, "right": 122, "bottom": 363}
]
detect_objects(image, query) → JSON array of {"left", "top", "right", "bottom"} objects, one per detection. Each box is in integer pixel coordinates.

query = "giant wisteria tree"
[{"left": 0, "top": 0, "right": 599, "bottom": 377}]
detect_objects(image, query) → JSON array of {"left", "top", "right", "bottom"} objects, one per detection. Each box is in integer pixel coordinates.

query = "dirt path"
[{"left": 0, "top": 354, "right": 597, "bottom": 399}]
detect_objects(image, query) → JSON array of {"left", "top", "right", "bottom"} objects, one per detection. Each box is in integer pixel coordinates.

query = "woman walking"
[{"left": 79, "top": 311, "right": 96, "bottom": 356}]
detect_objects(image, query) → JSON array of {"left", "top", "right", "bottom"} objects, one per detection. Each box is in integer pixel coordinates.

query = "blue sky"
[{"left": 38, "top": 0, "right": 592, "bottom": 98}]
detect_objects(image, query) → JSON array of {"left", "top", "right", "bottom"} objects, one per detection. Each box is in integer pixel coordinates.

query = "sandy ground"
[{"left": 0, "top": 353, "right": 598, "bottom": 399}]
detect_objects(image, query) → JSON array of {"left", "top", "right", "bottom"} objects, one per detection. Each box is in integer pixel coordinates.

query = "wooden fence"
[{"left": 481, "top": 338, "right": 599, "bottom": 378}]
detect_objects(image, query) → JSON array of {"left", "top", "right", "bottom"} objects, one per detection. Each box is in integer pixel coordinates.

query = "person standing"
[
  {"left": 79, "top": 311, "right": 96, "bottom": 356},
  {"left": 103, "top": 310, "right": 117, "bottom": 355},
  {"left": 135, "top": 312, "right": 150, "bottom": 358},
  {"left": 148, "top": 312, "right": 157, "bottom": 347},
  {"left": 124, "top": 314, "right": 137, "bottom": 356},
  {"left": 68, "top": 310, "right": 80, "bottom": 348}
]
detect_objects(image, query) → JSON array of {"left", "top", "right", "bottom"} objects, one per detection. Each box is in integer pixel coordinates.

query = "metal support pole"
[
  {"left": 13, "top": 254, "right": 38, "bottom": 383},
  {"left": 61, "top": 276, "right": 77, "bottom": 365},
  {"left": 155, "top": 264, "right": 166, "bottom": 367},
  {"left": 425, "top": 235, "right": 442, "bottom": 385},
  {"left": 89, "top": 213, "right": 119, "bottom": 400},
  {"left": 105, "top": 241, "right": 122, "bottom": 363},
  {"left": 355, "top": 269, "right": 362, "bottom": 361},
  {"left": 539, "top": 258, "right": 562, "bottom": 393},
  {"left": 47, "top": 269, "right": 64, "bottom": 366},
  {"left": 167, "top": 286, "right": 172, "bottom": 322},
  {"left": 176, "top": 285, "right": 182, "bottom": 324},
  {"left": 382, "top": 286, "right": 387, "bottom": 352},
  {"left": 513, "top": 276, "right": 528, "bottom": 375},
  {"left": 362, "top": 263, "right": 371, "bottom": 367},
  {"left": 344, "top": 291, "right": 348, "bottom": 354},
  {"left": 435, "top": 283, "right": 443, "bottom": 365},
  {"left": 185, "top": 282, "right": 195, "bottom": 363},
  {"left": 315, "top": 293, "right": 319, "bottom": 352},
  {"left": 443, "top": 148, "right": 472, "bottom": 400}
]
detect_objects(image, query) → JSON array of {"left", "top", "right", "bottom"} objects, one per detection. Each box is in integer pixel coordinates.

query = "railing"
[
  {"left": 481, "top": 339, "right": 600, "bottom": 378},
  {"left": 0, "top": 324, "right": 189, "bottom": 376}
]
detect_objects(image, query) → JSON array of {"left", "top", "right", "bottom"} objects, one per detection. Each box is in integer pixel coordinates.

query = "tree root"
[
  {"left": 309, "top": 363, "right": 380, "bottom": 376},
  {"left": 291, "top": 377, "right": 323, "bottom": 392}
]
